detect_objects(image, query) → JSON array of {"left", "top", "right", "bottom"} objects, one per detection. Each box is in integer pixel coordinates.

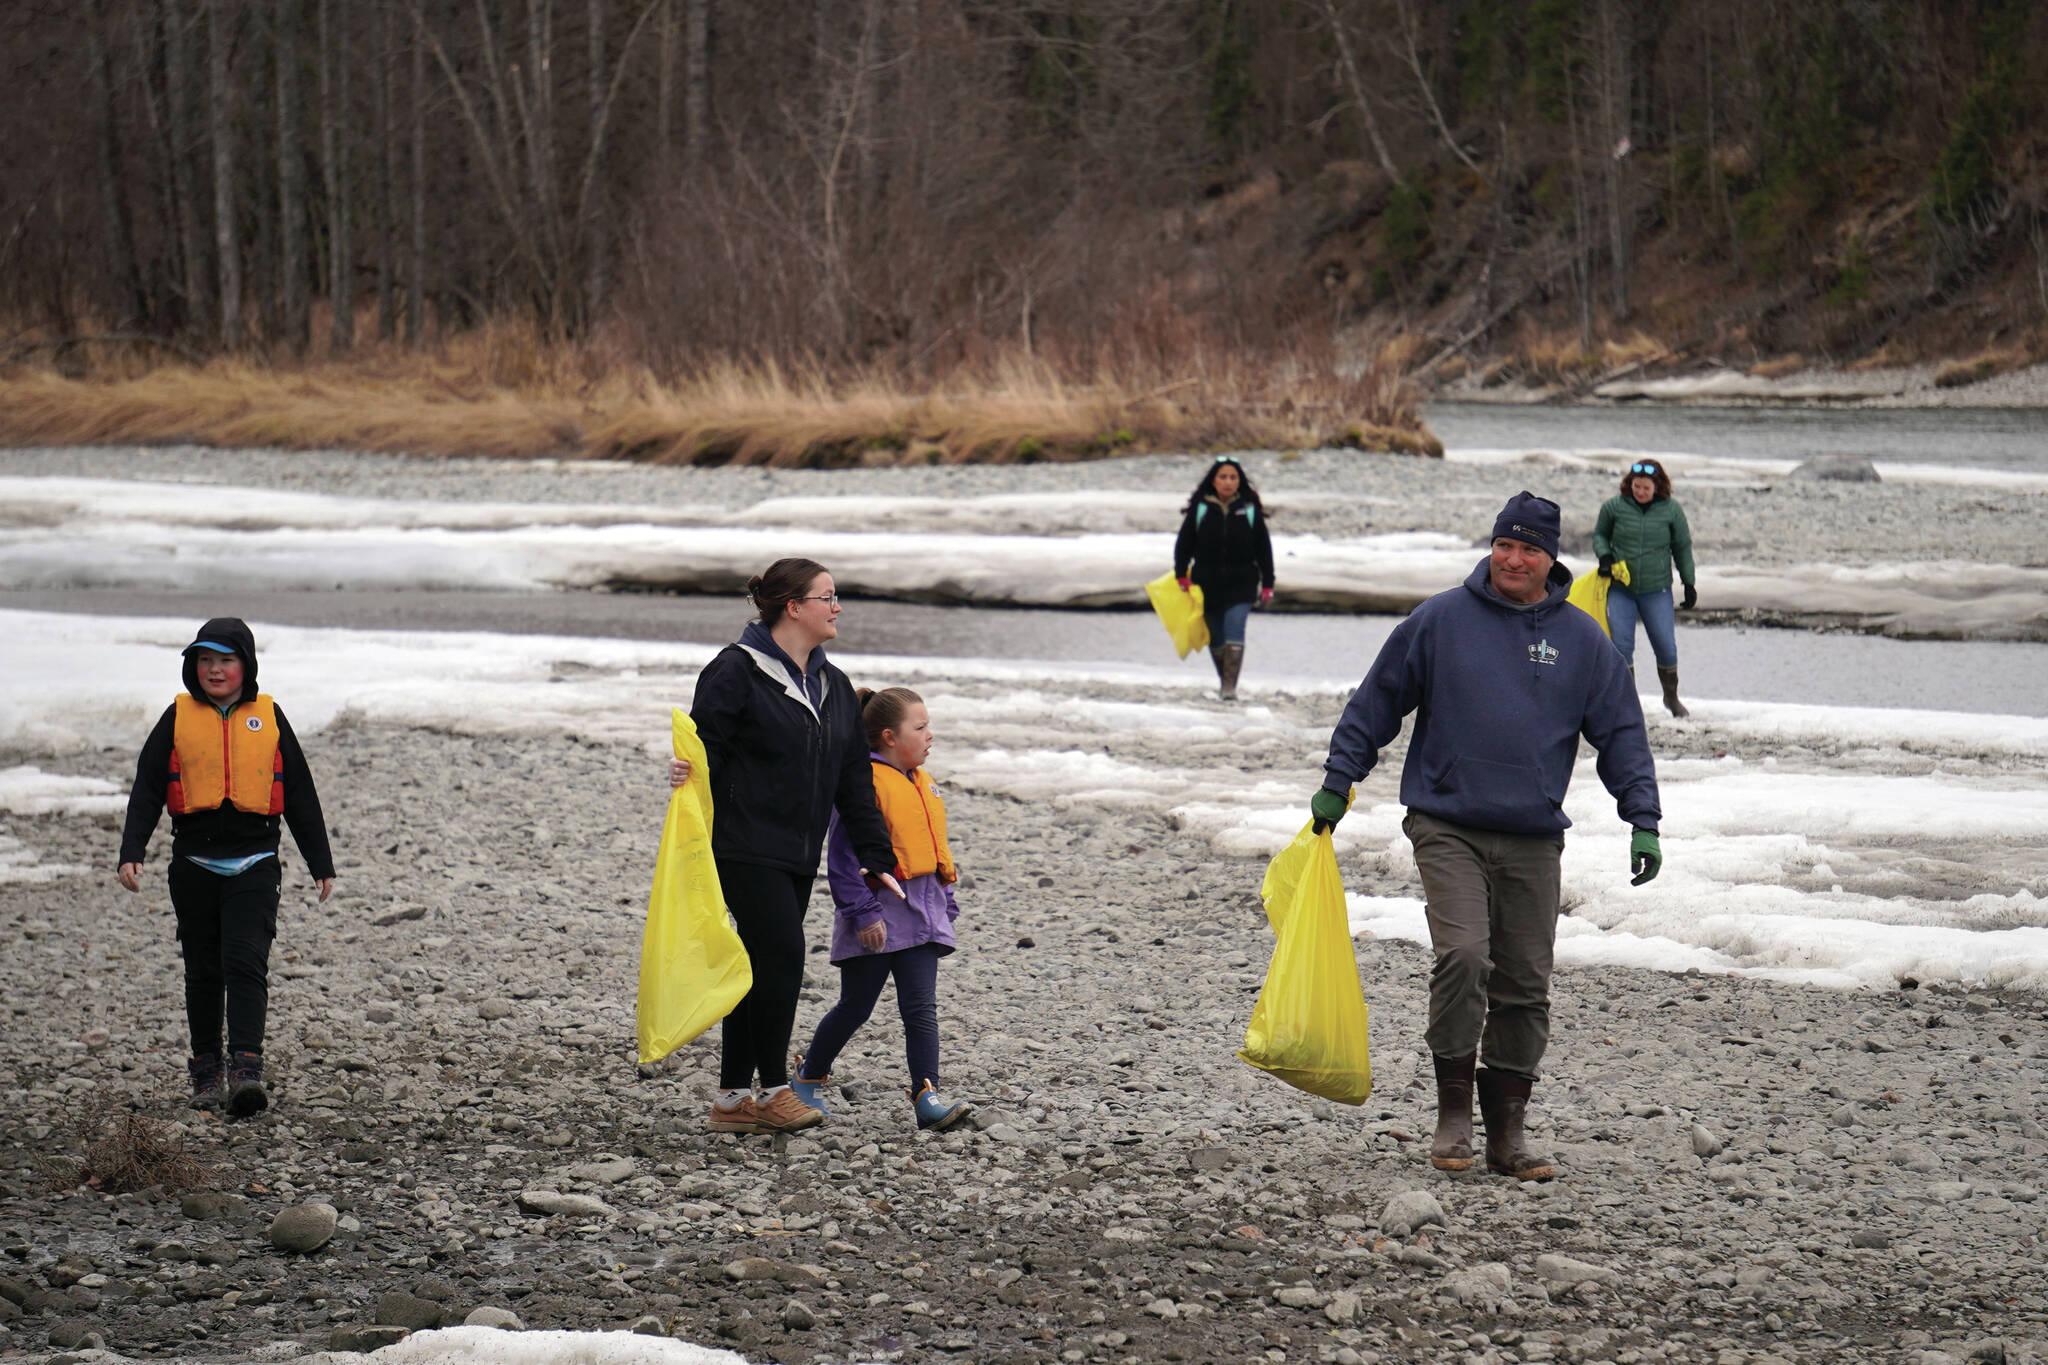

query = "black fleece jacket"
[
  {"left": 1173, "top": 495, "right": 1276, "bottom": 607},
  {"left": 690, "top": 628, "right": 894, "bottom": 878},
  {"left": 118, "top": 617, "right": 335, "bottom": 879}
]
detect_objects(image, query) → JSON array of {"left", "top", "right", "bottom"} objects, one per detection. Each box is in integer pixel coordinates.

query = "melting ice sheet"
[
  {"left": 369, "top": 1325, "right": 747, "bottom": 1363},
  {"left": 3, "top": 608, "right": 2044, "bottom": 992},
  {"left": 2, "top": 475, "right": 2043, "bottom": 635}
]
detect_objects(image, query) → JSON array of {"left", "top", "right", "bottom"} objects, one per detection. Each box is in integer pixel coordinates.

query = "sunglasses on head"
[{"left": 1630, "top": 462, "right": 1660, "bottom": 475}]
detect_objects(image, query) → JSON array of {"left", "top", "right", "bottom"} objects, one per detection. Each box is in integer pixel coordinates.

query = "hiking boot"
[
  {"left": 1657, "top": 666, "right": 1689, "bottom": 718},
  {"left": 706, "top": 1095, "right": 764, "bottom": 1134},
  {"left": 224, "top": 1051, "right": 268, "bottom": 1119},
  {"left": 187, "top": 1053, "right": 226, "bottom": 1111},
  {"left": 1476, "top": 1067, "right": 1555, "bottom": 1181},
  {"left": 1218, "top": 643, "right": 1244, "bottom": 701},
  {"left": 753, "top": 1085, "right": 826, "bottom": 1132},
  {"left": 911, "top": 1080, "right": 972, "bottom": 1132},
  {"left": 1429, "top": 1051, "right": 1476, "bottom": 1172},
  {"left": 789, "top": 1056, "right": 832, "bottom": 1117}
]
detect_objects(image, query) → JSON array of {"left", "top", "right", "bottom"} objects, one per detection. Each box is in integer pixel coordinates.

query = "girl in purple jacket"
[{"left": 791, "top": 687, "right": 974, "bottom": 1131}]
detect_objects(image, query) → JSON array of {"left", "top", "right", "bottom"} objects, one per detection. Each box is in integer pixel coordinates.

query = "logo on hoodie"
[{"left": 1528, "top": 639, "right": 1559, "bottom": 666}]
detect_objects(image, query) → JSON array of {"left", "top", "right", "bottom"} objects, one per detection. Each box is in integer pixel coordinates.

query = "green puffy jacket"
[{"left": 1592, "top": 494, "right": 1695, "bottom": 595}]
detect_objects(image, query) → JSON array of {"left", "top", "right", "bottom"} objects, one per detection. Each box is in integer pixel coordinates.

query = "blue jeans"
[
  {"left": 1605, "top": 586, "right": 1677, "bottom": 669},
  {"left": 1205, "top": 600, "right": 1252, "bottom": 645},
  {"left": 799, "top": 942, "right": 943, "bottom": 1091}
]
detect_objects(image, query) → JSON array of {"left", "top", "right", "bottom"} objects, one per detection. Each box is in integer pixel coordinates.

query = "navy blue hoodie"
[{"left": 1322, "top": 558, "right": 1660, "bottom": 836}]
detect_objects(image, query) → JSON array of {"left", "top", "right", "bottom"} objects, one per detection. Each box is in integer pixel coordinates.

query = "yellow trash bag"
[
  {"left": 1144, "top": 571, "right": 1209, "bottom": 659},
  {"left": 1237, "top": 817, "right": 1372, "bottom": 1105},
  {"left": 637, "top": 709, "right": 752, "bottom": 1065},
  {"left": 1565, "top": 558, "right": 1629, "bottom": 638}
]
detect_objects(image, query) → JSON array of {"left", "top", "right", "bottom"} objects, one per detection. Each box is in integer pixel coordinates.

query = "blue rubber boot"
[
  {"left": 788, "top": 1057, "right": 832, "bottom": 1118},
  {"left": 911, "top": 1081, "right": 971, "bottom": 1132}
]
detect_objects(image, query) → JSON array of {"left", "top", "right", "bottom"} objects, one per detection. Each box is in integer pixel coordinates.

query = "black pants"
[
  {"left": 169, "top": 857, "right": 281, "bottom": 1058},
  {"left": 800, "top": 942, "right": 943, "bottom": 1092},
  {"left": 716, "top": 859, "right": 814, "bottom": 1090}
]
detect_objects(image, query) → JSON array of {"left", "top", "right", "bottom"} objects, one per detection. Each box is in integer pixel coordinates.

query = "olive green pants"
[{"left": 1404, "top": 810, "right": 1564, "bottom": 1081}]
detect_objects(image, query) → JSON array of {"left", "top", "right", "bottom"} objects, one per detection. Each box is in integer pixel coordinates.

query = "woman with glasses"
[
  {"left": 1172, "top": 456, "right": 1276, "bottom": 701},
  {"left": 671, "top": 557, "right": 902, "bottom": 1134},
  {"left": 1592, "top": 459, "right": 1697, "bottom": 717}
]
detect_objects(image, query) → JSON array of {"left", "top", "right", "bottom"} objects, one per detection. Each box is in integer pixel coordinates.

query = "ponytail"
[{"left": 858, "top": 686, "right": 923, "bottom": 750}]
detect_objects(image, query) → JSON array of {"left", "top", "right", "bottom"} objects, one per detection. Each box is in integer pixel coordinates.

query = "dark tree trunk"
[
  {"left": 164, "top": 0, "right": 211, "bottom": 331},
  {"left": 408, "top": 7, "right": 426, "bottom": 341},
  {"left": 375, "top": 0, "right": 396, "bottom": 340},
  {"left": 276, "top": 0, "right": 308, "bottom": 352},
  {"left": 208, "top": 0, "right": 241, "bottom": 347},
  {"left": 585, "top": 0, "right": 606, "bottom": 323},
  {"left": 88, "top": 0, "right": 150, "bottom": 327},
  {"left": 319, "top": 0, "right": 352, "bottom": 351},
  {"left": 683, "top": 0, "right": 707, "bottom": 174}
]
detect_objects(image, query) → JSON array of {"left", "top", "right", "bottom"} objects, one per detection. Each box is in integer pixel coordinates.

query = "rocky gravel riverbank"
[{"left": 5, "top": 673, "right": 2048, "bottom": 1365}]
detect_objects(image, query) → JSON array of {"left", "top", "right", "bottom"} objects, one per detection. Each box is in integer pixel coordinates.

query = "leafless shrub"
[{"left": 43, "top": 1102, "right": 224, "bottom": 1197}]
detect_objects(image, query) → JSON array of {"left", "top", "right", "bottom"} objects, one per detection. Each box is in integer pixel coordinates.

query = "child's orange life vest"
[
  {"left": 167, "top": 693, "right": 285, "bottom": 816},
  {"left": 871, "top": 761, "right": 957, "bottom": 885}
]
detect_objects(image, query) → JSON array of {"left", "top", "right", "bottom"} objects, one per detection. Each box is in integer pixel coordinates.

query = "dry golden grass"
[
  {"left": 0, "top": 322, "right": 1437, "bottom": 465},
  {"left": 1933, "top": 345, "right": 2028, "bottom": 390},
  {"left": 1498, "top": 323, "right": 1671, "bottom": 387},
  {"left": 1747, "top": 354, "right": 1805, "bottom": 379}
]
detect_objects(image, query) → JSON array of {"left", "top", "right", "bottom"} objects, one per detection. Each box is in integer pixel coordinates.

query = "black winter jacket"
[
  {"left": 689, "top": 630, "right": 895, "bottom": 877},
  {"left": 119, "top": 617, "right": 335, "bottom": 878},
  {"left": 1173, "top": 495, "right": 1275, "bottom": 608}
]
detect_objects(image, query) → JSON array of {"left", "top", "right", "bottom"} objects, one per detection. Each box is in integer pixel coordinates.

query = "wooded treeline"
[{"left": 4, "top": 0, "right": 2044, "bottom": 375}]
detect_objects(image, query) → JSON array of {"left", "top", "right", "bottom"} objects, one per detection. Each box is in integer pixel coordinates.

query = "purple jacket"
[{"left": 823, "top": 755, "right": 958, "bottom": 964}]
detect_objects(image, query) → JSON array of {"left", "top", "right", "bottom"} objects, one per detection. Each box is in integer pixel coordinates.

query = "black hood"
[{"left": 181, "top": 617, "right": 260, "bottom": 705}]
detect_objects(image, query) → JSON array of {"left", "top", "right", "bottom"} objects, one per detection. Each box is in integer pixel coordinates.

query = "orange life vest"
[
  {"left": 168, "top": 693, "right": 284, "bottom": 816},
  {"left": 871, "top": 761, "right": 956, "bottom": 885}
]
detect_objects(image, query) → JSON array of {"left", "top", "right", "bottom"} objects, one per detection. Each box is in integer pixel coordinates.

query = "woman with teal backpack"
[
  {"left": 1172, "top": 457, "right": 1275, "bottom": 701},
  {"left": 1592, "top": 458, "right": 1697, "bottom": 717}
]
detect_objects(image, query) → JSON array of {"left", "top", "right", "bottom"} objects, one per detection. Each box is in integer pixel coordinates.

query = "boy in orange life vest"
[
  {"left": 117, "top": 619, "right": 335, "bottom": 1118},
  {"left": 790, "top": 687, "right": 974, "bottom": 1131}
]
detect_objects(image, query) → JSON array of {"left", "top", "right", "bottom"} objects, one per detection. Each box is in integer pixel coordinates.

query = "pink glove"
[
  {"left": 1176, "top": 577, "right": 1191, "bottom": 591},
  {"left": 1259, "top": 587, "right": 1274, "bottom": 606}
]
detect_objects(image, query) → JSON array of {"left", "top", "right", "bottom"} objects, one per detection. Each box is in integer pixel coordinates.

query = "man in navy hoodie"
[{"left": 1312, "top": 492, "right": 1661, "bottom": 1181}]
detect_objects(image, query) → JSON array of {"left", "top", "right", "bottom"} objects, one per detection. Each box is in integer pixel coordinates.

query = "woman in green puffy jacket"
[{"left": 1592, "top": 458, "right": 1696, "bottom": 717}]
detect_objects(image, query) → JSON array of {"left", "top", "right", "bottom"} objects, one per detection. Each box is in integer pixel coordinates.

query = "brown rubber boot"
[
  {"left": 1476, "top": 1067, "right": 1555, "bottom": 1181},
  {"left": 1429, "top": 1052, "right": 1476, "bottom": 1171},
  {"left": 1657, "top": 665, "right": 1689, "bottom": 718},
  {"left": 1218, "top": 643, "right": 1244, "bottom": 701},
  {"left": 1208, "top": 645, "right": 1226, "bottom": 691}
]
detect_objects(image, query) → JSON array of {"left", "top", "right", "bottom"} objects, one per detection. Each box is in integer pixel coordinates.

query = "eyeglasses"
[
  {"left": 1630, "top": 462, "right": 1660, "bottom": 475},
  {"left": 798, "top": 593, "right": 841, "bottom": 606},
  {"left": 1215, "top": 456, "right": 1242, "bottom": 466}
]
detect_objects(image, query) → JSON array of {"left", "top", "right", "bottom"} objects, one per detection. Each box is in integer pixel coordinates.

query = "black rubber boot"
[
  {"left": 1429, "top": 1052, "right": 1476, "bottom": 1171},
  {"left": 1219, "top": 644, "right": 1244, "bottom": 701},
  {"left": 1476, "top": 1067, "right": 1555, "bottom": 1181},
  {"left": 1657, "top": 666, "right": 1689, "bottom": 718}
]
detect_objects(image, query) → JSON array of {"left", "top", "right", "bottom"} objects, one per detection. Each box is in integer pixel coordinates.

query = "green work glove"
[
  {"left": 1310, "top": 787, "right": 1349, "bottom": 835},
  {"left": 1630, "top": 828, "right": 1662, "bottom": 885}
]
